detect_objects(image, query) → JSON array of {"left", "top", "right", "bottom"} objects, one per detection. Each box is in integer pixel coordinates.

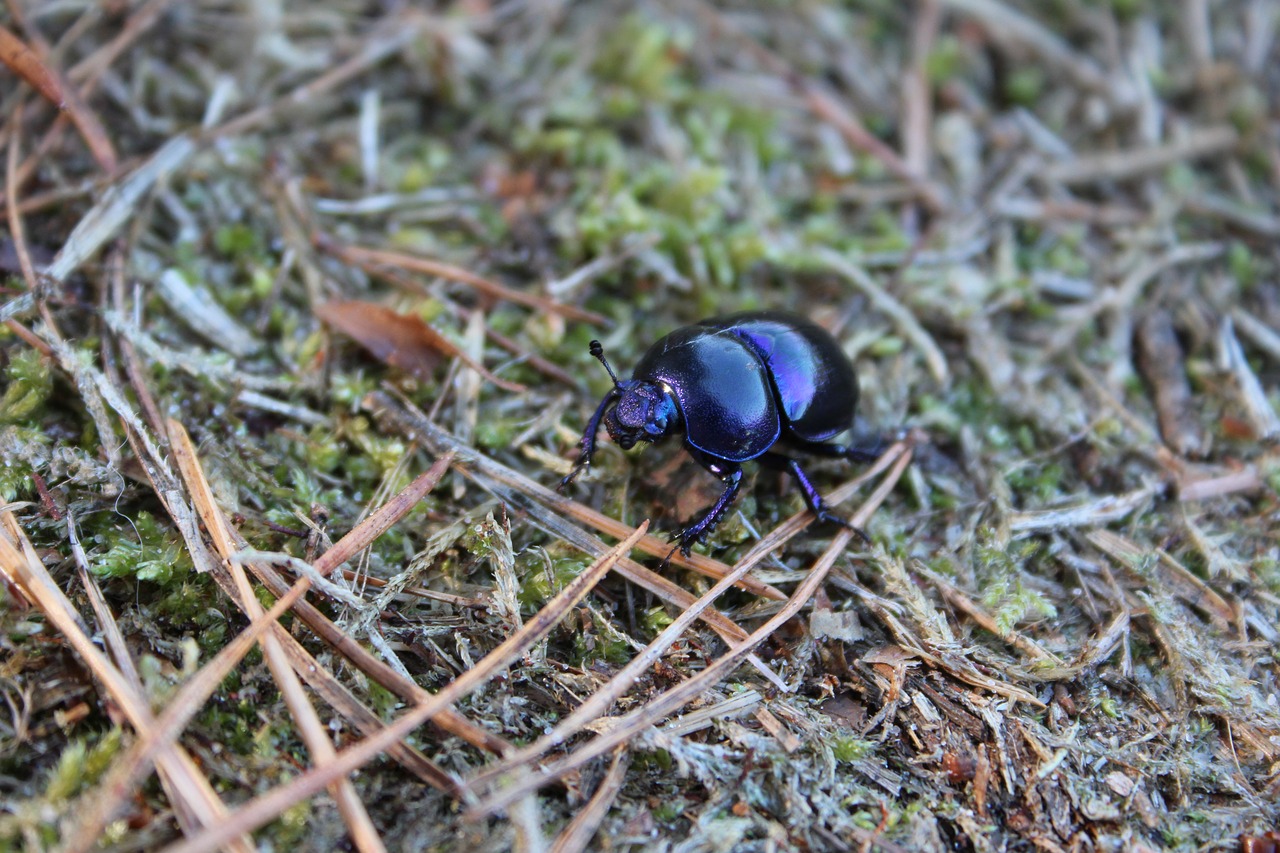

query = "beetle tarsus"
[
  {"left": 556, "top": 465, "right": 584, "bottom": 492},
  {"left": 658, "top": 541, "right": 682, "bottom": 570},
  {"left": 812, "top": 508, "right": 871, "bottom": 544}
]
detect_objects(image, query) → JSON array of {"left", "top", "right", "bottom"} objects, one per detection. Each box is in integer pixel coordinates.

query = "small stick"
[
  {"left": 316, "top": 234, "right": 608, "bottom": 326},
  {"left": 1134, "top": 311, "right": 1206, "bottom": 457},
  {"left": 465, "top": 445, "right": 913, "bottom": 798},
  {"left": 156, "top": 523, "right": 650, "bottom": 853},
  {"left": 547, "top": 748, "right": 631, "bottom": 853},
  {"left": 168, "top": 419, "right": 387, "bottom": 853}
]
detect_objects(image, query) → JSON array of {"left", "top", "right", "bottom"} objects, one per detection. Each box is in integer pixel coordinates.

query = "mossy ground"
[{"left": 1, "top": 1, "right": 1278, "bottom": 850}]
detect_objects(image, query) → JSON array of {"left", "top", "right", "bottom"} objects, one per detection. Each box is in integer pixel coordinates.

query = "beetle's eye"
[{"left": 644, "top": 395, "right": 677, "bottom": 436}]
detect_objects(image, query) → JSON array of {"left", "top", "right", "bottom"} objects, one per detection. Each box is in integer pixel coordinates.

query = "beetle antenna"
[{"left": 589, "top": 340, "right": 622, "bottom": 388}]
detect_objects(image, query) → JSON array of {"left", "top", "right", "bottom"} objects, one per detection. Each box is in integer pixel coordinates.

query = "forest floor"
[{"left": 1, "top": 1, "right": 1279, "bottom": 851}]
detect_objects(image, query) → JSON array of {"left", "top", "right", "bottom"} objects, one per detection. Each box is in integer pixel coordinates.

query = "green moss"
[
  {"left": 474, "top": 419, "right": 515, "bottom": 451},
  {"left": 643, "top": 605, "right": 674, "bottom": 634},
  {"left": 652, "top": 793, "right": 684, "bottom": 823},
  {"left": 274, "top": 801, "right": 314, "bottom": 850},
  {"left": 592, "top": 15, "right": 690, "bottom": 102},
  {"left": 926, "top": 36, "right": 965, "bottom": 84},
  {"left": 396, "top": 141, "right": 452, "bottom": 192},
  {"left": 0, "top": 349, "right": 52, "bottom": 425},
  {"left": 572, "top": 629, "right": 632, "bottom": 666},
  {"left": 349, "top": 428, "right": 408, "bottom": 477},
  {"left": 1107, "top": 0, "right": 1145, "bottom": 20},
  {"left": 1256, "top": 555, "right": 1280, "bottom": 595},
  {"left": 43, "top": 729, "right": 123, "bottom": 802},
  {"left": 867, "top": 336, "right": 905, "bottom": 357},
  {"left": 0, "top": 434, "right": 48, "bottom": 501},
  {"left": 92, "top": 511, "right": 194, "bottom": 586},
  {"left": 1004, "top": 67, "right": 1047, "bottom": 107},
  {"left": 1227, "top": 241, "right": 1257, "bottom": 289},
  {"left": 365, "top": 680, "right": 402, "bottom": 720},
  {"left": 973, "top": 533, "right": 1057, "bottom": 635},
  {"left": 1043, "top": 239, "right": 1089, "bottom": 278},
  {"left": 302, "top": 425, "right": 345, "bottom": 474},
  {"left": 1228, "top": 83, "right": 1268, "bottom": 134},
  {"left": 213, "top": 223, "right": 261, "bottom": 257},
  {"left": 1006, "top": 461, "right": 1066, "bottom": 505},
  {"left": 636, "top": 748, "right": 673, "bottom": 772},
  {"left": 831, "top": 736, "right": 874, "bottom": 763},
  {"left": 519, "top": 557, "right": 590, "bottom": 608},
  {"left": 330, "top": 372, "right": 380, "bottom": 408}
]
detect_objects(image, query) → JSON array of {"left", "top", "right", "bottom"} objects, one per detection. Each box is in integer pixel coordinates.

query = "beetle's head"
[
  {"left": 604, "top": 380, "right": 678, "bottom": 449},
  {"left": 588, "top": 340, "right": 679, "bottom": 450}
]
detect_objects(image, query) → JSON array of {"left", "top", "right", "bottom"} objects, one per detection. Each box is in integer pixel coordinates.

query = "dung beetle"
[{"left": 558, "top": 311, "right": 877, "bottom": 555}]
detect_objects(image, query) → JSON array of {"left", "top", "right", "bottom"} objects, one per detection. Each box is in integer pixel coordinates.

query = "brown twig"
[
  {"left": 939, "top": 0, "right": 1133, "bottom": 107},
  {"left": 466, "top": 442, "right": 913, "bottom": 796},
  {"left": 685, "top": 0, "right": 946, "bottom": 212},
  {"left": 6, "top": 0, "right": 172, "bottom": 192},
  {"left": 206, "top": 10, "right": 449, "bottom": 141},
  {"left": 325, "top": 241, "right": 579, "bottom": 385},
  {"left": 1135, "top": 310, "right": 1206, "bottom": 457},
  {"left": 902, "top": 0, "right": 940, "bottom": 221},
  {"left": 0, "top": 512, "right": 254, "bottom": 852},
  {"left": 167, "top": 419, "right": 387, "bottom": 853},
  {"left": 547, "top": 747, "right": 631, "bottom": 853},
  {"left": 468, "top": 523, "right": 863, "bottom": 818},
  {"left": 367, "top": 388, "right": 788, "bottom": 600},
  {"left": 63, "top": 554, "right": 316, "bottom": 853},
  {"left": 915, "top": 563, "right": 1066, "bottom": 667},
  {"left": 316, "top": 234, "right": 608, "bottom": 326},
  {"left": 0, "top": 23, "right": 117, "bottom": 171},
  {"left": 3, "top": 102, "right": 38, "bottom": 295},
  {"left": 156, "top": 522, "right": 650, "bottom": 853},
  {"left": 1043, "top": 126, "right": 1239, "bottom": 186}
]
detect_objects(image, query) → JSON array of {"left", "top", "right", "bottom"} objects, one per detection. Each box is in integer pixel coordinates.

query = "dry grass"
[{"left": 1, "top": 1, "right": 1279, "bottom": 850}]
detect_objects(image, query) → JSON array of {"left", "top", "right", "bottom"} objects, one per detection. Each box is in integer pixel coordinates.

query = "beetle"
[{"left": 558, "top": 311, "right": 877, "bottom": 555}]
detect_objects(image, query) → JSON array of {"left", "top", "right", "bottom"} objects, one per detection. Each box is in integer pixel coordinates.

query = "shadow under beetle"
[{"left": 558, "top": 311, "right": 878, "bottom": 556}]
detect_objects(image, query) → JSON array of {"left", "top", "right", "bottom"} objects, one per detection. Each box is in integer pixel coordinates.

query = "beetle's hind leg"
[
  {"left": 787, "top": 435, "right": 883, "bottom": 463},
  {"left": 758, "top": 452, "right": 871, "bottom": 544}
]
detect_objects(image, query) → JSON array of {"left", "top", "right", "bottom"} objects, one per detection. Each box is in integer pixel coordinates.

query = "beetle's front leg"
[
  {"left": 675, "top": 449, "right": 744, "bottom": 556},
  {"left": 558, "top": 389, "right": 620, "bottom": 492}
]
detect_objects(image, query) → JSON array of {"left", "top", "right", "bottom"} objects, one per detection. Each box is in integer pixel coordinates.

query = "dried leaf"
[{"left": 316, "top": 300, "right": 525, "bottom": 392}]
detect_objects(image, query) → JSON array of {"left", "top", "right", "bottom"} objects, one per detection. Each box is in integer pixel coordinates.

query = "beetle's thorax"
[{"left": 604, "top": 379, "right": 679, "bottom": 449}]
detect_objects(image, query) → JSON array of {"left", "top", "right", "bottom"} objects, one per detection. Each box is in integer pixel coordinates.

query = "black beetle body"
[{"left": 560, "top": 311, "right": 875, "bottom": 555}]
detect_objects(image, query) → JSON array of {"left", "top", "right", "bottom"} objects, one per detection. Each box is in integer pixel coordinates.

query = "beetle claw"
[
  {"left": 556, "top": 466, "right": 584, "bottom": 493},
  {"left": 658, "top": 542, "right": 682, "bottom": 570},
  {"left": 815, "top": 509, "right": 871, "bottom": 544},
  {"left": 662, "top": 527, "right": 700, "bottom": 560}
]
